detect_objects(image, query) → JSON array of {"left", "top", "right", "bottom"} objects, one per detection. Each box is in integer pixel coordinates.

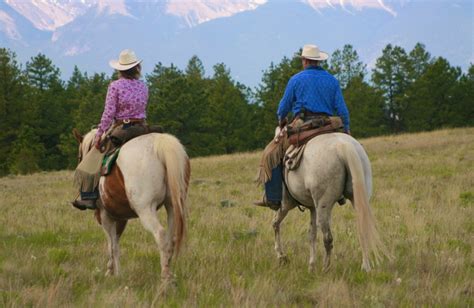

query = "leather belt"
[
  {"left": 303, "top": 111, "right": 329, "bottom": 118},
  {"left": 115, "top": 118, "right": 145, "bottom": 125}
]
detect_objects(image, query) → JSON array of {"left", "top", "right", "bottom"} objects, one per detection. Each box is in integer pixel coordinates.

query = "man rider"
[{"left": 254, "top": 44, "right": 351, "bottom": 210}]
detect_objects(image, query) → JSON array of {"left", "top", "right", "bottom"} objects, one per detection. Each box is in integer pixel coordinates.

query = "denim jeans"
[
  {"left": 81, "top": 190, "right": 98, "bottom": 200},
  {"left": 265, "top": 164, "right": 282, "bottom": 203}
]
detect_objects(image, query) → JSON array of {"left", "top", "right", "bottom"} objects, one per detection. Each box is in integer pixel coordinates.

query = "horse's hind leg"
[
  {"left": 135, "top": 207, "right": 170, "bottom": 280},
  {"left": 308, "top": 206, "right": 317, "bottom": 272},
  {"left": 163, "top": 202, "right": 176, "bottom": 277},
  {"left": 318, "top": 204, "right": 334, "bottom": 272},
  {"left": 101, "top": 210, "right": 127, "bottom": 276}
]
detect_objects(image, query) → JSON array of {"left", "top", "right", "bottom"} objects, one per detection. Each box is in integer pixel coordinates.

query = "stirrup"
[
  {"left": 71, "top": 199, "right": 97, "bottom": 210},
  {"left": 253, "top": 200, "right": 281, "bottom": 211}
]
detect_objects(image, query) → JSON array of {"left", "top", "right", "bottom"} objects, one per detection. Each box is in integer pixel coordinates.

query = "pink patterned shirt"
[{"left": 96, "top": 78, "right": 148, "bottom": 139}]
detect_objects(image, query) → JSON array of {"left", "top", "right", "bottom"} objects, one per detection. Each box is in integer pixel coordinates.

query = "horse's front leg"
[
  {"left": 273, "top": 206, "right": 290, "bottom": 265},
  {"left": 100, "top": 209, "right": 127, "bottom": 276}
]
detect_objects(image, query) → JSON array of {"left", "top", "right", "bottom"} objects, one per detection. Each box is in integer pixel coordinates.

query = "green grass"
[{"left": 1, "top": 128, "right": 473, "bottom": 306}]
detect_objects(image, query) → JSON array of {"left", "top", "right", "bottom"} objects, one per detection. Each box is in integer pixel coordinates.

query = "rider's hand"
[
  {"left": 94, "top": 136, "right": 101, "bottom": 150},
  {"left": 279, "top": 118, "right": 288, "bottom": 128}
]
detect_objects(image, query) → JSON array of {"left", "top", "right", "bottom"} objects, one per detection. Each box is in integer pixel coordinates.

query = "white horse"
[
  {"left": 73, "top": 129, "right": 190, "bottom": 281},
  {"left": 274, "top": 130, "right": 388, "bottom": 272}
]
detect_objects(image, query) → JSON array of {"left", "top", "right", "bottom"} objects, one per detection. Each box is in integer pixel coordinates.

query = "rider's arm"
[
  {"left": 333, "top": 82, "right": 350, "bottom": 132},
  {"left": 277, "top": 77, "right": 296, "bottom": 122},
  {"left": 95, "top": 83, "right": 118, "bottom": 140}
]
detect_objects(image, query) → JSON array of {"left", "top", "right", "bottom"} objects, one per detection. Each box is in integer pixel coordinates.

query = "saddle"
[
  {"left": 99, "top": 121, "right": 163, "bottom": 176},
  {"left": 108, "top": 121, "right": 163, "bottom": 149},
  {"left": 287, "top": 116, "right": 344, "bottom": 146}
]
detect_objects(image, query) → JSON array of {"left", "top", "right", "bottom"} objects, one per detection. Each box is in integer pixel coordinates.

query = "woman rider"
[{"left": 72, "top": 49, "right": 149, "bottom": 210}]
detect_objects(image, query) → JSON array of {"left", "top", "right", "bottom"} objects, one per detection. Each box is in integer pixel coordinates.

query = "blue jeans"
[
  {"left": 265, "top": 164, "right": 282, "bottom": 203},
  {"left": 81, "top": 190, "right": 98, "bottom": 200}
]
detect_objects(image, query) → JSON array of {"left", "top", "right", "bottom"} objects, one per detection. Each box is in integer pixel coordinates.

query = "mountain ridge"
[{"left": 1, "top": 0, "right": 472, "bottom": 86}]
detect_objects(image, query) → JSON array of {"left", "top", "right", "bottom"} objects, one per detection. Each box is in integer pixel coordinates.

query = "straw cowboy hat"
[
  {"left": 109, "top": 49, "right": 142, "bottom": 71},
  {"left": 298, "top": 44, "right": 329, "bottom": 61}
]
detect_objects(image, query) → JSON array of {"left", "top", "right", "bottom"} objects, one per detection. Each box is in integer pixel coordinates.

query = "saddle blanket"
[{"left": 101, "top": 147, "right": 121, "bottom": 176}]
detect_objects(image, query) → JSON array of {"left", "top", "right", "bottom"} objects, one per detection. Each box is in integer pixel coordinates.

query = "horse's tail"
[
  {"left": 339, "top": 141, "right": 389, "bottom": 271},
  {"left": 153, "top": 133, "right": 190, "bottom": 255}
]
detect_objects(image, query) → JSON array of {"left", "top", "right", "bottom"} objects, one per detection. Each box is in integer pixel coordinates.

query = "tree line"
[{"left": 0, "top": 43, "right": 472, "bottom": 175}]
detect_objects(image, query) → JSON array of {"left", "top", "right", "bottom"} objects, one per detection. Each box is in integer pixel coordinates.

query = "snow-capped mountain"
[
  {"left": 303, "top": 0, "right": 396, "bottom": 16},
  {"left": 4, "top": 0, "right": 95, "bottom": 31},
  {"left": 2, "top": 0, "right": 270, "bottom": 32},
  {"left": 0, "top": 0, "right": 472, "bottom": 86},
  {"left": 2, "top": 0, "right": 399, "bottom": 34}
]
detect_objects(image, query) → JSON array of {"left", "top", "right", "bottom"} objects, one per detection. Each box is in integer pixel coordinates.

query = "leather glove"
[{"left": 279, "top": 117, "right": 288, "bottom": 129}]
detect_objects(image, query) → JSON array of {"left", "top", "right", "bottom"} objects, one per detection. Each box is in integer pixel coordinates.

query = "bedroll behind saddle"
[{"left": 287, "top": 116, "right": 343, "bottom": 146}]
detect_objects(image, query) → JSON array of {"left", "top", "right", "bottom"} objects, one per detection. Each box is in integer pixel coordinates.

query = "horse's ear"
[{"left": 72, "top": 128, "right": 83, "bottom": 143}]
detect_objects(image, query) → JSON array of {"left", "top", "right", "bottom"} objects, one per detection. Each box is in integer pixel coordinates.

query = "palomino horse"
[
  {"left": 274, "top": 130, "right": 388, "bottom": 272},
  {"left": 73, "top": 129, "right": 190, "bottom": 281}
]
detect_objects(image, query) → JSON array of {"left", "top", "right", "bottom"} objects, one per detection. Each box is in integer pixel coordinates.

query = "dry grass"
[{"left": 1, "top": 128, "right": 473, "bottom": 307}]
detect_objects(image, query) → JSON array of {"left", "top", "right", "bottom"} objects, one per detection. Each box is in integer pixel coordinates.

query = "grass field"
[{"left": 1, "top": 128, "right": 473, "bottom": 307}]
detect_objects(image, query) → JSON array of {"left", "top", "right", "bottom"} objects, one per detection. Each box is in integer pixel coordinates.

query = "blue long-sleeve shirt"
[{"left": 277, "top": 66, "right": 350, "bottom": 131}]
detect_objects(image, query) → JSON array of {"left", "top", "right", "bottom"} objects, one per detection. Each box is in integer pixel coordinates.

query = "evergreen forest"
[{"left": 0, "top": 43, "right": 472, "bottom": 175}]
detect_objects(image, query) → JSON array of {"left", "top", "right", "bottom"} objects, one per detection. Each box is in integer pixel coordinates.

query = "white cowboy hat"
[
  {"left": 298, "top": 44, "right": 329, "bottom": 61},
  {"left": 109, "top": 49, "right": 142, "bottom": 71}
]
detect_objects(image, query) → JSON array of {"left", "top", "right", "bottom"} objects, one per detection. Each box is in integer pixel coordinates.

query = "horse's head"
[{"left": 72, "top": 128, "right": 97, "bottom": 163}]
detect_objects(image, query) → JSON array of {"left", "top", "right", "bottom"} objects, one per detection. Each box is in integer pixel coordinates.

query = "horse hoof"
[
  {"left": 361, "top": 262, "right": 371, "bottom": 272},
  {"left": 158, "top": 275, "right": 177, "bottom": 297},
  {"left": 279, "top": 256, "right": 289, "bottom": 266}
]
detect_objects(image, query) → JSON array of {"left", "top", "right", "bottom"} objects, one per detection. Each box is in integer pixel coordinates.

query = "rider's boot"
[
  {"left": 71, "top": 191, "right": 98, "bottom": 210},
  {"left": 253, "top": 198, "right": 281, "bottom": 211}
]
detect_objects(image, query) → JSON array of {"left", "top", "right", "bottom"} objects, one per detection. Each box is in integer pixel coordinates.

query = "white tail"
[
  {"left": 153, "top": 133, "right": 190, "bottom": 254},
  {"left": 340, "top": 142, "right": 388, "bottom": 271}
]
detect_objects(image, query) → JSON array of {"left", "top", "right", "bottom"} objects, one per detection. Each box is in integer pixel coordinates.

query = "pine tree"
[
  {"left": 183, "top": 56, "right": 217, "bottom": 156},
  {"left": 147, "top": 63, "right": 196, "bottom": 151},
  {"left": 449, "top": 64, "right": 474, "bottom": 127},
  {"left": 403, "top": 57, "right": 461, "bottom": 131},
  {"left": 372, "top": 44, "right": 412, "bottom": 132},
  {"left": 255, "top": 53, "right": 301, "bottom": 145},
  {"left": 0, "top": 48, "right": 26, "bottom": 175},
  {"left": 408, "top": 43, "right": 432, "bottom": 80},
  {"left": 8, "top": 125, "right": 45, "bottom": 174},
  {"left": 329, "top": 44, "right": 366, "bottom": 89},
  {"left": 205, "top": 63, "right": 253, "bottom": 154},
  {"left": 344, "top": 76, "right": 387, "bottom": 137},
  {"left": 58, "top": 71, "right": 109, "bottom": 168},
  {"left": 25, "top": 53, "right": 67, "bottom": 169}
]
